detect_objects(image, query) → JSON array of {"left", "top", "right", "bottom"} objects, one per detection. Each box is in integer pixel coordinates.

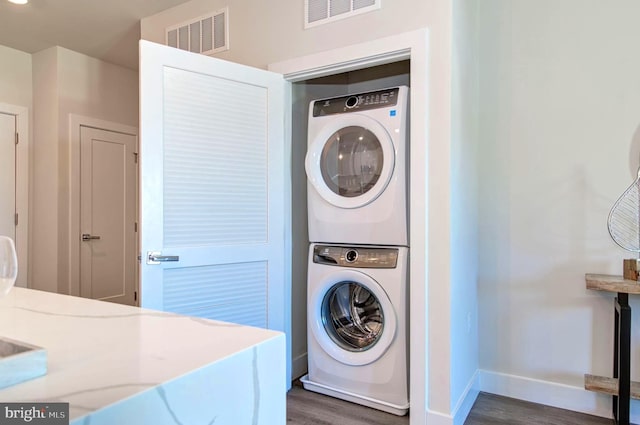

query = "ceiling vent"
[
  {"left": 166, "top": 8, "right": 229, "bottom": 55},
  {"left": 305, "top": 0, "right": 380, "bottom": 28}
]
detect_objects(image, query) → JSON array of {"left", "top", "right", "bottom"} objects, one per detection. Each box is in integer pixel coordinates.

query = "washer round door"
[
  {"left": 305, "top": 114, "right": 395, "bottom": 209},
  {"left": 309, "top": 269, "right": 396, "bottom": 366}
]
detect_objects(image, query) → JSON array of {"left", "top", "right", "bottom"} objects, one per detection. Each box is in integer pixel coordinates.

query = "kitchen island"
[{"left": 0, "top": 287, "right": 286, "bottom": 424}]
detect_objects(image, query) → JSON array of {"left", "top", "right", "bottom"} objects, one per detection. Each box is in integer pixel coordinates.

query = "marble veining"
[
  {"left": 0, "top": 287, "right": 286, "bottom": 424},
  {"left": 156, "top": 385, "right": 218, "bottom": 425},
  {"left": 15, "top": 306, "right": 173, "bottom": 319},
  {"left": 16, "top": 306, "right": 243, "bottom": 328},
  {"left": 187, "top": 316, "right": 244, "bottom": 328}
]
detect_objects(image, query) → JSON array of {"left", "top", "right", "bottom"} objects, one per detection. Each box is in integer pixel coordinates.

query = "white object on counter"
[
  {"left": 0, "top": 287, "right": 286, "bottom": 425},
  {"left": 0, "top": 235, "right": 17, "bottom": 296}
]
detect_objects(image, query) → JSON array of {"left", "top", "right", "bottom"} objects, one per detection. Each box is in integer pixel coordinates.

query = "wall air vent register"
[
  {"left": 166, "top": 8, "right": 229, "bottom": 55},
  {"left": 305, "top": 0, "right": 380, "bottom": 28}
]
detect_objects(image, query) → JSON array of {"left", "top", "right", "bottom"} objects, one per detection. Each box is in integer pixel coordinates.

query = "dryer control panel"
[
  {"left": 312, "top": 87, "right": 400, "bottom": 117},
  {"left": 313, "top": 245, "right": 398, "bottom": 268}
]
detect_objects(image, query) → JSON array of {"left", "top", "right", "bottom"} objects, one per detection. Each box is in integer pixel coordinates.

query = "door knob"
[{"left": 81, "top": 234, "right": 101, "bottom": 241}]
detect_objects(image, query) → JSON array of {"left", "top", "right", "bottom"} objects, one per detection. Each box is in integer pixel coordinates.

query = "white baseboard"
[
  {"left": 478, "top": 370, "right": 617, "bottom": 420},
  {"left": 426, "top": 409, "right": 453, "bottom": 425},
  {"left": 292, "top": 352, "right": 308, "bottom": 381},
  {"left": 426, "top": 370, "right": 479, "bottom": 425},
  {"left": 452, "top": 370, "right": 479, "bottom": 425}
]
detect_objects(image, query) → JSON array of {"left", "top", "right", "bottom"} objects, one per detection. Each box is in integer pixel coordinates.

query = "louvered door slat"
[
  {"left": 163, "top": 67, "right": 268, "bottom": 247},
  {"left": 164, "top": 262, "right": 267, "bottom": 328}
]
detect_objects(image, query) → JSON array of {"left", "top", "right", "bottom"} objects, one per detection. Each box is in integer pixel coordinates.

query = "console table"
[{"left": 585, "top": 273, "right": 640, "bottom": 425}]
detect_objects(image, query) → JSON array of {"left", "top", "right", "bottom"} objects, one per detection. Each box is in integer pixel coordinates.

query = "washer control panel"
[
  {"left": 312, "top": 87, "right": 400, "bottom": 117},
  {"left": 313, "top": 245, "right": 399, "bottom": 269}
]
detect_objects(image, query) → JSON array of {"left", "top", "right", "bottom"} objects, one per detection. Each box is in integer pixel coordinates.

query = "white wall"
[
  {"left": 56, "top": 47, "right": 139, "bottom": 128},
  {"left": 56, "top": 47, "right": 138, "bottom": 293},
  {"left": 141, "top": 0, "right": 429, "bottom": 70},
  {"left": 32, "top": 48, "right": 59, "bottom": 293},
  {"left": 0, "top": 45, "right": 32, "bottom": 108},
  {"left": 0, "top": 45, "right": 32, "bottom": 288},
  {"left": 478, "top": 0, "right": 640, "bottom": 420},
  {"left": 424, "top": 0, "right": 458, "bottom": 420},
  {"left": 30, "top": 46, "right": 138, "bottom": 293},
  {"left": 451, "top": 0, "right": 479, "bottom": 421}
]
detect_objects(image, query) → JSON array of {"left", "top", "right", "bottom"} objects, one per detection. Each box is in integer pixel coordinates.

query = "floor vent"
[
  {"left": 166, "top": 8, "right": 229, "bottom": 55},
  {"left": 305, "top": 0, "right": 380, "bottom": 28}
]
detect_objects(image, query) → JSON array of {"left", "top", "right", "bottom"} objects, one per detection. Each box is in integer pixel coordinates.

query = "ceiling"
[{"left": 0, "top": 0, "right": 193, "bottom": 70}]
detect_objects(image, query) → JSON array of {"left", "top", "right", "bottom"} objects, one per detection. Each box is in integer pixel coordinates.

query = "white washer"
[
  {"left": 305, "top": 86, "right": 409, "bottom": 246},
  {"left": 301, "top": 243, "right": 409, "bottom": 416}
]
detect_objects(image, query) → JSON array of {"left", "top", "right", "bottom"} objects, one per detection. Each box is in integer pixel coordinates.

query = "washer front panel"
[
  {"left": 321, "top": 281, "right": 384, "bottom": 352},
  {"left": 309, "top": 269, "right": 396, "bottom": 366}
]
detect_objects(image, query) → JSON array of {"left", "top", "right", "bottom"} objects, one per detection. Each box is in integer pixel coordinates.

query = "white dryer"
[
  {"left": 305, "top": 86, "right": 409, "bottom": 246},
  {"left": 301, "top": 243, "right": 409, "bottom": 416}
]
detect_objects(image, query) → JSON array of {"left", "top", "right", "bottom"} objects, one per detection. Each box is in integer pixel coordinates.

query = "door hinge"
[
  {"left": 133, "top": 152, "right": 138, "bottom": 163},
  {"left": 134, "top": 222, "right": 138, "bottom": 232},
  {"left": 137, "top": 254, "right": 142, "bottom": 263},
  {"left": 14, "top": 213, "right": 18, "bottom": 226},
  {"left": 134, "top": 291, "right": 138, "bottom": 302},
  {"left": 15, "top": 132, "right": 19, "bottom": 145}
]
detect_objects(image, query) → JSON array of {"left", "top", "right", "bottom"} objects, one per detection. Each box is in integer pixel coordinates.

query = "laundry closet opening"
[{"left": 289, "top": 59, "right": 411, "bottom": 385}]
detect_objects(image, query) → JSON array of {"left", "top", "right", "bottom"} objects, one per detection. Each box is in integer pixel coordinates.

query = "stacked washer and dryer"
[{"left": 301, "top": 86, "right": 410, "bottom": 416}]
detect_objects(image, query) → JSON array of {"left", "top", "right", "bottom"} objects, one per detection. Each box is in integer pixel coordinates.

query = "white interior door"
[
  {"left": 80, "top": 126, "right": 138, "bottom": 305},
  {"left": 0, "top": 113, "right": 15, "bottom": 241},
  {"left": 139, "top": 40, "right": 287, "bottom": 335}
]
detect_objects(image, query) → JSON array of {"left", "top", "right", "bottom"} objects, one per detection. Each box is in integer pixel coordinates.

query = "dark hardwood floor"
[
  {"left": 287, "top": 385, "right": 617, "bottom": 425},
  {"left": 465, "top": 392, "right": 613, "bottom": 425}
]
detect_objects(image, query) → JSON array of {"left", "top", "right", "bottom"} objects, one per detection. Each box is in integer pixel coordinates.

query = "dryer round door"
[
  {"left": 309, "top": 269, "right": 396, "bottom": 366},
  {"left": 305, "top": 114, "right": 395, "bottom": 209}
]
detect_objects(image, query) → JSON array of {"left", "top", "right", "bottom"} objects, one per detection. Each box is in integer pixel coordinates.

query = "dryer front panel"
[
  {"left": 320, "top": 126, "right": 383, "bottom": 198},
  {"left": 305, "top": 114, "right": 395, "bottom": 209},
  {"left": 308, "top": 269, "right": 396, "bottom": 366}
]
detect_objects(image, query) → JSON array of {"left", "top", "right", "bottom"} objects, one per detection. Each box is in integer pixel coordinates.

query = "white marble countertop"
[{"left": 0, "top": 287, "right": 286, "bottom": 424}]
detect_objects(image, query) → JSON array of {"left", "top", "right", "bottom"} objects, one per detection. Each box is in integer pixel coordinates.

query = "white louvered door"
[{"left": 139, "top": 41, "right": 287, "bottom": 332}]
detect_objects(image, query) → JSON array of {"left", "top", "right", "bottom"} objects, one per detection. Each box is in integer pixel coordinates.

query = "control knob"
[
  {"left": 345, "top": 249, "right": 358, "bottom": 263},
  {"left": 345, "top": 96, "right": 359, "bottom": 109}
]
